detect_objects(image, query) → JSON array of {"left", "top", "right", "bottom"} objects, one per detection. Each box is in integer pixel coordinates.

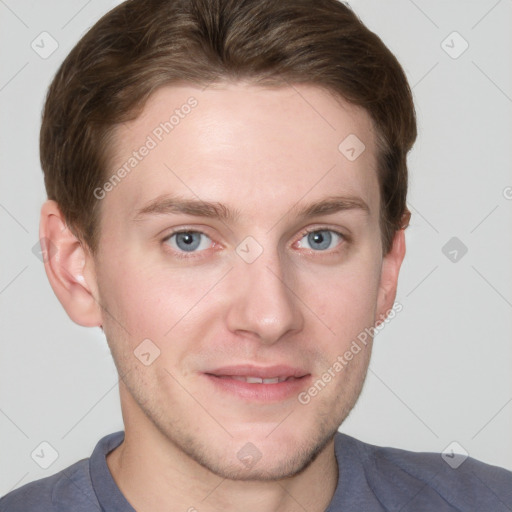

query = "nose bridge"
[{"left": 225, "top": 238, "right": 303, "bottom": 343}]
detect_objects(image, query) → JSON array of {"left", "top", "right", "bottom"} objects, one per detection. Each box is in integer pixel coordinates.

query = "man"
[{"left": 1, "top": 0, "right": 511, "bottom": 510}]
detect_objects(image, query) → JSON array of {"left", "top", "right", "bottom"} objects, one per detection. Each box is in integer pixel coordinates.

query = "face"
[{"left": 87, "top": 83, "right": 399, "bottom": 480}]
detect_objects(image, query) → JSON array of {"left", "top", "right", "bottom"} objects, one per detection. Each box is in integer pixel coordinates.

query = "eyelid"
[
  {"left": 161, "top": 226, "right": 215, "bottom": 243},
  {"left": 293, "top": 226, "right": 347, "bottom": 252},
  {"left": 161, "top": 228, "right": 217, "bottom": 259}
]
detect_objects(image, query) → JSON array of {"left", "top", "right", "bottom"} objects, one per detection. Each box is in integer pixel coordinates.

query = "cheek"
[
  {"left": 95, "top": 250, "right": 223, "bottom": 344},
  {"left": 302, "top": 258, "right": 381, "bottom": 339}
]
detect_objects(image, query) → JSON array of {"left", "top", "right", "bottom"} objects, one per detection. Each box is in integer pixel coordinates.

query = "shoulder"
[
  {"left": 335, "top": 432, "right": 512, "bottom": 511},
  {"left": 0, "top": 431, "right": 124, "bottom": 512},
  {"left": 0, "top": 457, "right": 98, "bottom": 512}
]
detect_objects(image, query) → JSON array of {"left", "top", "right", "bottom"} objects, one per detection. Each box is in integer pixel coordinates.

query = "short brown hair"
[{"left": 40, "top": 0, "right": 416, "bottom": 255}]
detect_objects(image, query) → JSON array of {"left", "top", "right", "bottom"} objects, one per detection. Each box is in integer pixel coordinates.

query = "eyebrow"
[{"left": 133, "top": 194, "right": 370, "bottom": 222}]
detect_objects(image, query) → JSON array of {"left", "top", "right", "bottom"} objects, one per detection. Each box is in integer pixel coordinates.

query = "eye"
[
  {"left": 164, "top": 230, "right": 213, "bottom": 253},
  {"left": 296, "top": 229, "right": 344, "bottom": 251}
]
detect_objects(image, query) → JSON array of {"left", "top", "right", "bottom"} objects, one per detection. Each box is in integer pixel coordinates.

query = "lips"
[
  {"left": 203, "top": 364, "right": 311, "bottom": 401},
  {"left": 205, "top": 364, "right": 309, "bottom": 381}
]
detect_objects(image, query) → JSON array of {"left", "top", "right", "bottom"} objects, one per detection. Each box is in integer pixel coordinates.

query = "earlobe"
[
  {"left": 39, "top": 200, "right": 102, "bottom": 327},
  {"left": 375, "top": 228, "right": 407, "bottom": 324}
]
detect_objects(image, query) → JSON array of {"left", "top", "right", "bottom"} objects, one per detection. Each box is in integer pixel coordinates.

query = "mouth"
[
  {"left": 203, "top": 364, "right": 311, "bottom": 401},
  {"left": 216, "top": 375, "right": 298, "bottom": 384}
]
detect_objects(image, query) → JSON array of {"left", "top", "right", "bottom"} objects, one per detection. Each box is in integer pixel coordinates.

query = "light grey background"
[{"left": 1, "top": 0, "right": 511, "bottom": 496}]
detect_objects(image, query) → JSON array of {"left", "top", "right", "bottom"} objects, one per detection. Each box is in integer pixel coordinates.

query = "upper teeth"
[{"left": 231, "top": 376, "right": 287, "bottom": 384}]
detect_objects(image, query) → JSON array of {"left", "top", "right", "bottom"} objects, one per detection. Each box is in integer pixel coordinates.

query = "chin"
[
  {"left": 195, "top": 441, "right": 329, "bottom": 482},
  {"left": 174, "top": 416, "right": 339, "bottom": 482}
]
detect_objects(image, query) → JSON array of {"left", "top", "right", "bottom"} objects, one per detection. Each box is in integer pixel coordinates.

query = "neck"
[{"left": 107, "top": 397, "right": 339, "bottom": 512}]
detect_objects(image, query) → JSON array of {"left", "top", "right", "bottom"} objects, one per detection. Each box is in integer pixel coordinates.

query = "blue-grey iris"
[
  {"left": 175, "top": 232, "right": 202, "bottom": 252},
  {"left": 308, "top": 230, "right": 332, "bottom": 250}
]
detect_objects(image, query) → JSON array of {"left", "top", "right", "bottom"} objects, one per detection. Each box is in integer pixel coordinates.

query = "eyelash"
[
  {"left": 294, "top": 227, "right": 347, "bottom": 252},
  {"left": 161, "top": 227, "right": 347, "bottom": 259},
  {"left": 162, "top": 229, "right": 214, "bottom": 260}
]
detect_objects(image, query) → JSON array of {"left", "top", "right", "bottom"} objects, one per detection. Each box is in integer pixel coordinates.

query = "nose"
[{"left": 225, "top": 246, "right": 304, "bottom": 345}]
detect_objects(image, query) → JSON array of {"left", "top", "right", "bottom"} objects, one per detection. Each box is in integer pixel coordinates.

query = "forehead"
[{"left": 103, "top": 82, "right": 380, "bottom": 227}]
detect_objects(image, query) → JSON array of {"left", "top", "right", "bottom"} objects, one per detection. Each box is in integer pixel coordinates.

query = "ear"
[
  {"left": 375, "top": 226, "right": 407, "bottom": 325},
  {"left": 39, "top": 200, "right": 102, "bottom": 327}
]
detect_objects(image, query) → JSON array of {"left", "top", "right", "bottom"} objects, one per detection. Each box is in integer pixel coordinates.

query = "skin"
[{"left": 40, "top": 83, "right": 406, "bottom": 512}]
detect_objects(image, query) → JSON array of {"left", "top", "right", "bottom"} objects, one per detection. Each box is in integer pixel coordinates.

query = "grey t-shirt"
[{"left": 1, "top": 431, "right": 511, "bottom": 511}]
